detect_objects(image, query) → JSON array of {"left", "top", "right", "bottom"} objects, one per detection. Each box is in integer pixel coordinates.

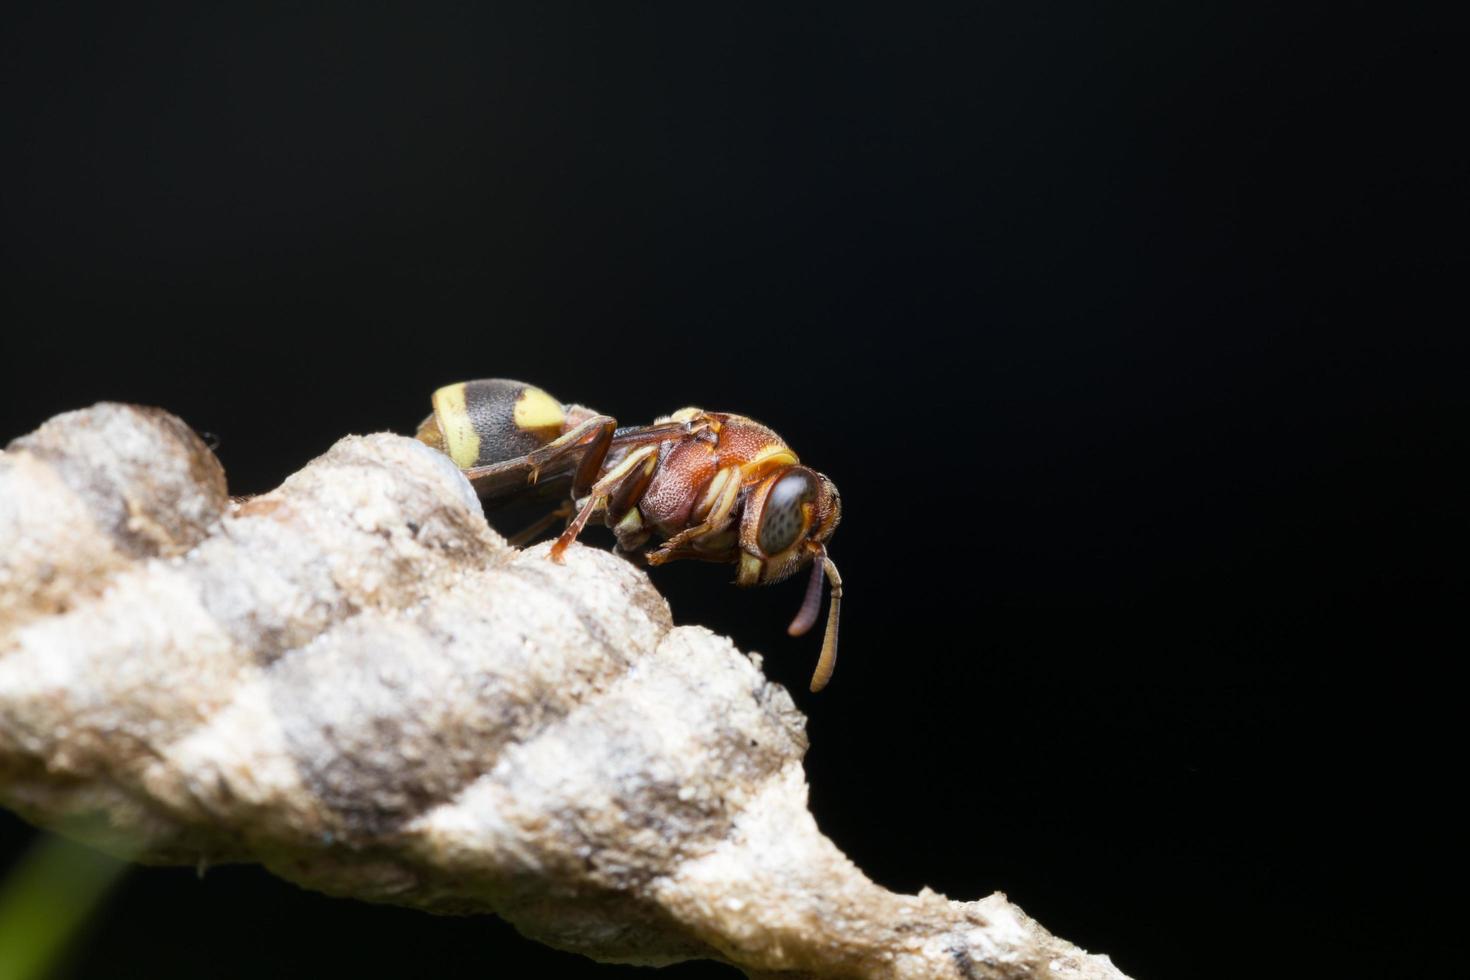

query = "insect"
[{"left": 415, "top": 379, "right": 843, "bottom": 692}]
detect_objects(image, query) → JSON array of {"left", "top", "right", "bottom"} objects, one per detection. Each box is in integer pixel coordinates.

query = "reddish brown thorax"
[{"left": 639, "top": 414, "right": 793, "bottom": 538}]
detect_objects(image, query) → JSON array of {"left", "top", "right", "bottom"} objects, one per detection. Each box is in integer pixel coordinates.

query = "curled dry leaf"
[{"left": 0, "top": 404, "right": 1130, "bottom": 979}]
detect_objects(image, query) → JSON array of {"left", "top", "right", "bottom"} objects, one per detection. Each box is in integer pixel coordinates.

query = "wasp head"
[
  {"left": 735, "top": 465, "right": 840, "bottom": 587},
  {"left": 736, "top": 465, "right": 844, "bottom": 692}
]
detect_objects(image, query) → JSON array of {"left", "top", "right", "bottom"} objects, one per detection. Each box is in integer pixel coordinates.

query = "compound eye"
[{"left": 758, "top": 470, "right": 817, "bottom": 555}]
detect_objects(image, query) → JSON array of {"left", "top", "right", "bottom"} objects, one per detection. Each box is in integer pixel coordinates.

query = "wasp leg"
[
  {"left": 507, "top": 501, "right": 573, "bottom": 548},
  {"left": 461, "top": 415, "right": 616, "bottom": 502},
  {"left": 642, "top": 544, "right": 740, "bottom": 565},
  {"left": 550, "top": 444, "right": 661, "bottom": 562}
]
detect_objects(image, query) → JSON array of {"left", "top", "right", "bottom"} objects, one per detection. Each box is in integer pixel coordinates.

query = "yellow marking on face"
[
  {"left": 615, "top": 508, "right": 643, "bottom": 534},
  {"left": 431, "top": 383, "right": 480, "bottom": 469},
  {"left": 738, "top": 552, "right": 763, "bottom": 586},
  {"left": 513, "top": 386, "right": 565, "bottom": 433}
]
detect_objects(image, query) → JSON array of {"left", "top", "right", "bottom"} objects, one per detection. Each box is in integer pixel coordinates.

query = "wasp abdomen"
[{"left": 417, "top": 379, "right": 567, "bottom": 470}]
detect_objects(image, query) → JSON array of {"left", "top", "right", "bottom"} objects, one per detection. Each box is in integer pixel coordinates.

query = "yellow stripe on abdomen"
[
  {"left": 513, "top": 385, "right": 566, "bottom": 434},
  {"left": 431, "top": 383, "right": 481, "bottom": 469}
]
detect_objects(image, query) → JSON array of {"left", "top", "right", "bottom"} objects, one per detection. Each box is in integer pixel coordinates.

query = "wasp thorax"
[{"left": 758, "top": 470, "right": 817, "bottom": 555}]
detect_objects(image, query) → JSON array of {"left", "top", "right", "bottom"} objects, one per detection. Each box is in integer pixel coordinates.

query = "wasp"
[{"left": 415, "top": 379, "right": 843, "bottom": 692}]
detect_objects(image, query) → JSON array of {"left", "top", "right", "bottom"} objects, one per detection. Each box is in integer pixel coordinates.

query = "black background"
[{"left": 1, "top": 3, "right": 1463, "bottom": 978}]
